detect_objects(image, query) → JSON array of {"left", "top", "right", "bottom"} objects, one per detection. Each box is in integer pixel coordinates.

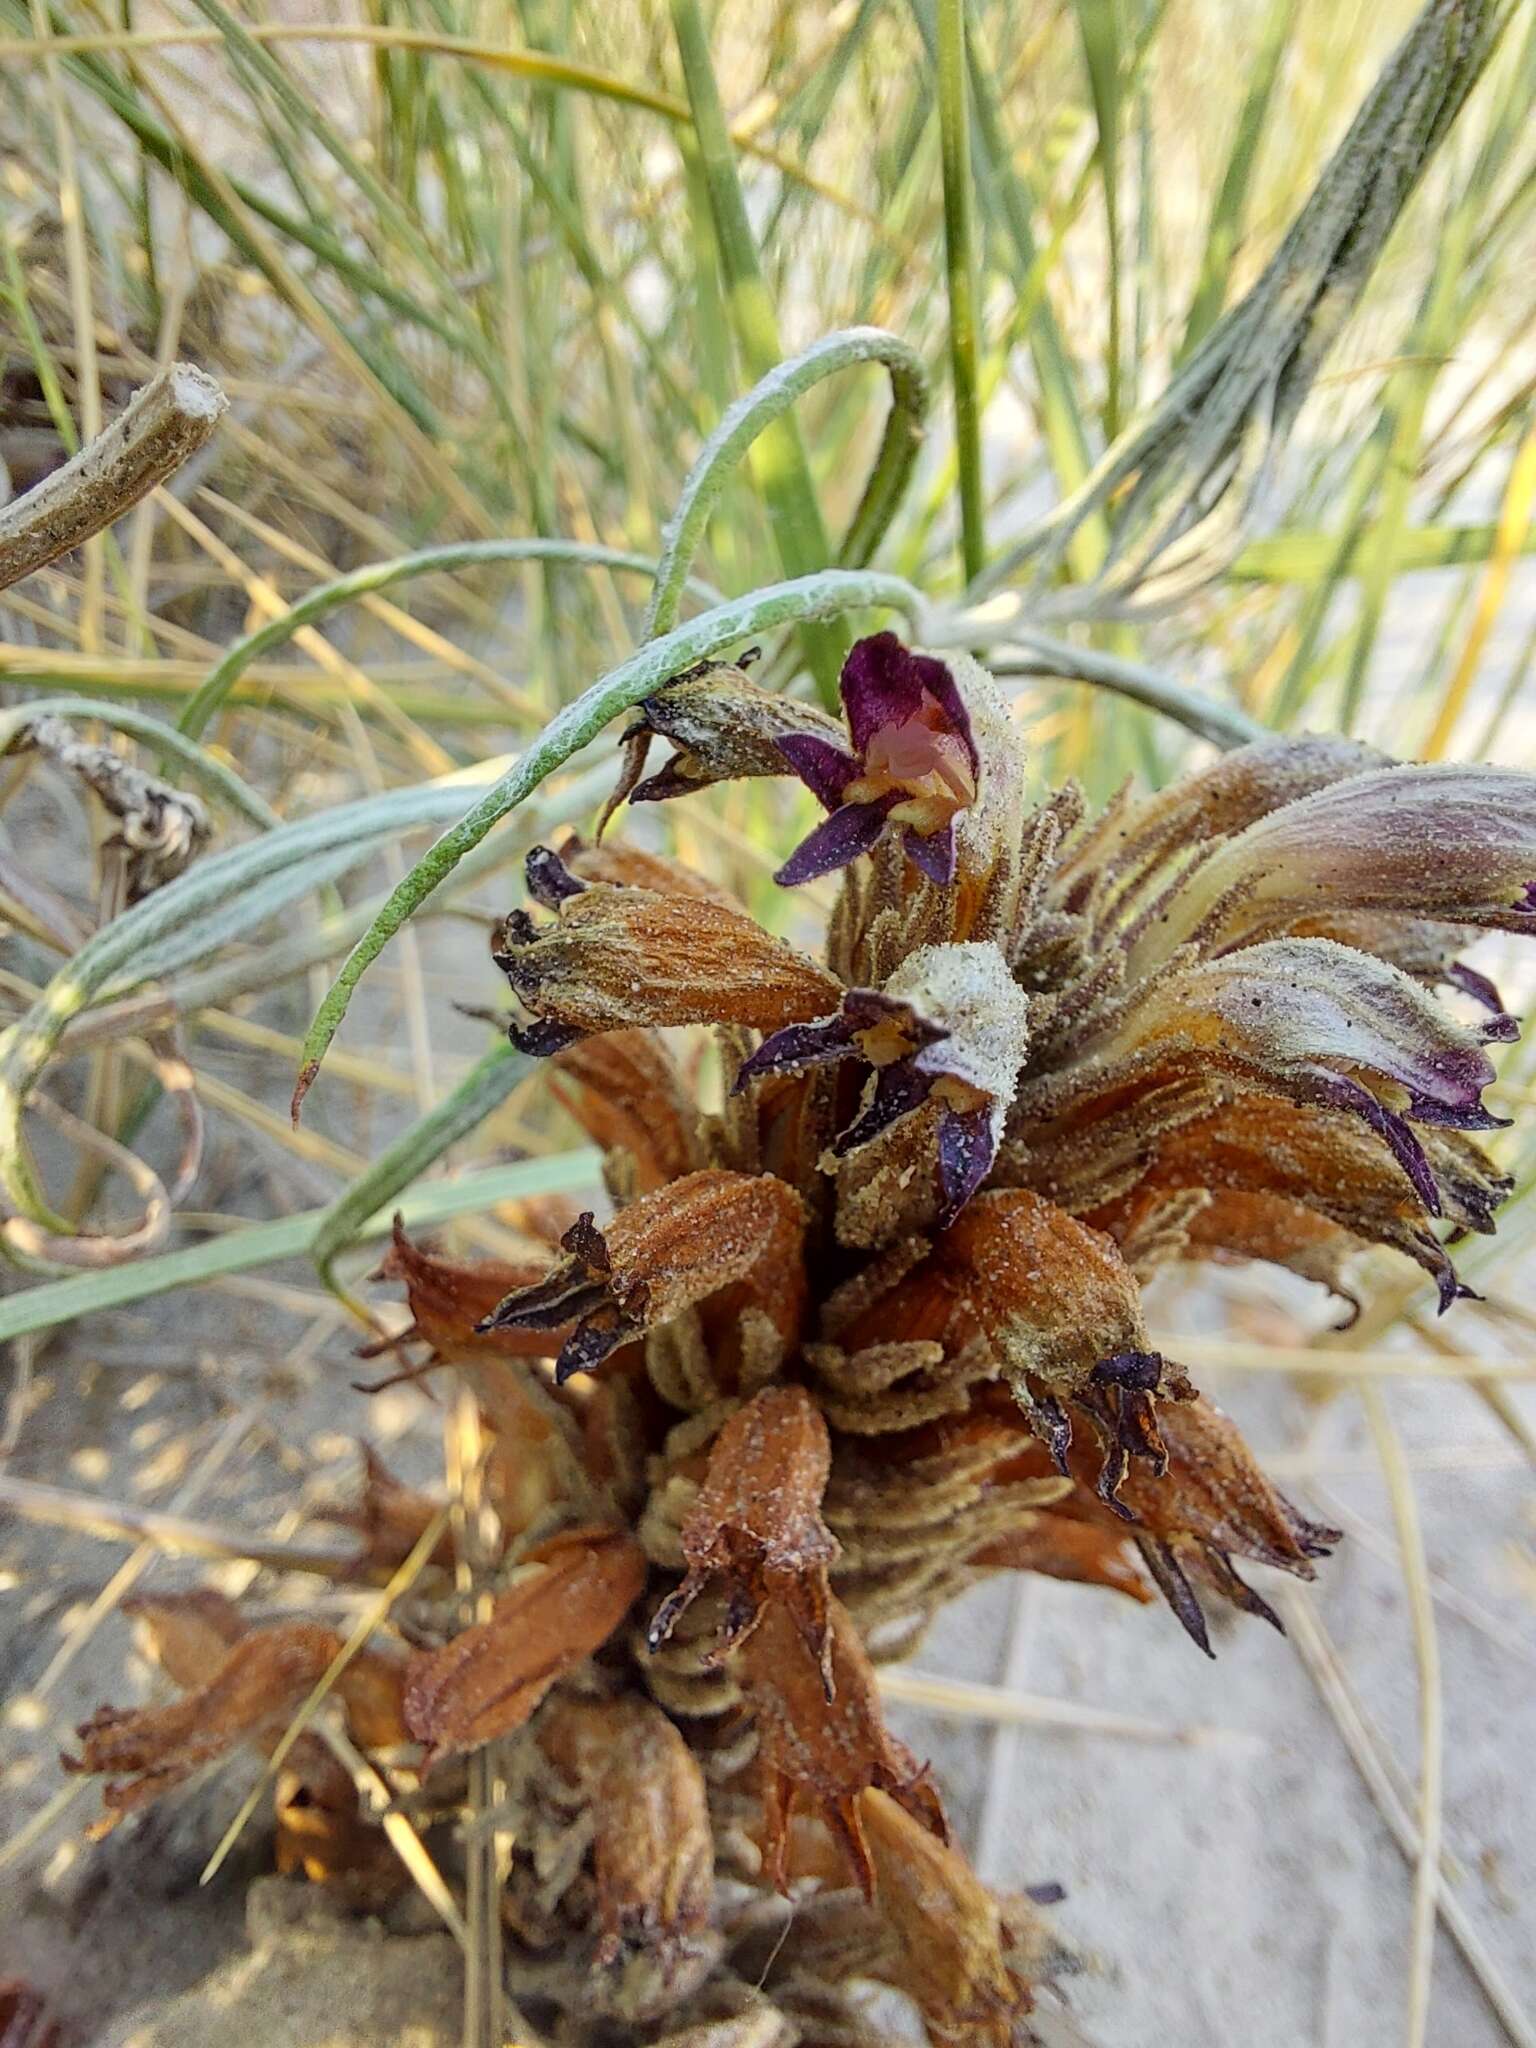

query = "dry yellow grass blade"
[
  {"left": 1403, "top": 1309, "right": 1536, "bottom": 1470},
  {"left": 877, "top": 1668, "right": 1260, "bottom": 1748},
  {"left": 155, "top": 493, "right": 454, "bottom": 775},
  {"left": 1423, "top": 416, "right": 1536, "bottom": 759},
  {"left": 192, "top": 1010, "right": 425, "bottom": 1099},
  {"left": 320, "top": 1720, "right": 469, "bottom": 1952},
  {"left": 1156, "top": 1333, "right": 1536, "bottom": 1382},
  {"left": 0, "top": 1473, "right": 356, "bottom": 1573},
  {"left": 31, "top": 1408, "right": 256, "bottom": 1701},
  {"left": 1360, "top": 1383, "right": 1442, "bottom": 2048},
  {"left": 24, "top": 0, "right": 103, "bottom": 650},
  {"left": 0, "top": 22, "right": 903, "bottom": 245},
  {"left": 199, "top": 489, "right": 542, "bottom": 720},
  {"left": 1282, "top": 1591, "right": 1536, "bottom": 2048},
  {"left": 447, "top": 1393, "right": 505, "bottom": 2048}
]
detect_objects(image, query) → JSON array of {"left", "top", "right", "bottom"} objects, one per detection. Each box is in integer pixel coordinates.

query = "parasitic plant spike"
[{"left": 67, "top": 629, "right": 1536, "bottom": 2044}]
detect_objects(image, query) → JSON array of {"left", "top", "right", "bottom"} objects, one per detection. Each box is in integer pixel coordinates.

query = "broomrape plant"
[
  {"left": 4, "top": 0, "right": 1532, "bottom": 2040},
  {"left": 64, "top": 626, "right": 1536, "bottom": 2044}
]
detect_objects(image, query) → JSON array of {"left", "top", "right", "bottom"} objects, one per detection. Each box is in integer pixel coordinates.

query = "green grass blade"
[
  {"left": 935, "top": 0, "right": 986, "bottom": 583},
  {"left": 311, "top": 1041, "right": 532, "bottom": 1296},
  {"left": 1071, "top": 0, "right": 1124, "bottom": 441},
  {"left": 177, "top": 539, "right": 709, "bottom": 741},
  {"left": 1177, "top": 0, "right": 1299, "bottom": 360},
  {"left": 1231, "top": 518, "right": 1536, "bottom": 583},
  {"left": 645, "top": 328, "right": 929, "bottom": 640},
  {"left": 0, "top": 698, "right": 280, "bottom": 829},
  {"left": 956, "top": 14, "right": 1099, "bottom": 570},
  {"left": 668, "top": 0, "right": 844, "bottom": 705},
  {"left": 0, "top": 1151, "right": 600, "bottom": 1346}
]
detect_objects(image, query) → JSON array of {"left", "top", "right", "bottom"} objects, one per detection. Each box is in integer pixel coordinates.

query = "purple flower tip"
[
  {"left": 773, "top": 798, "right": 891, "bottom": 887},
  {"left": 903, "top": 823, "right": 958, "bottom": 886}
]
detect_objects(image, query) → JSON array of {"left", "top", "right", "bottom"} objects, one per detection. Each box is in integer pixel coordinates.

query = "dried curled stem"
[{"left": 0, "top": 363, "right": 227, "bottom": 592}]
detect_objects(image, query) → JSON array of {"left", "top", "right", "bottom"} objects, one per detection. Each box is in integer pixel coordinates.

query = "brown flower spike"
[{"left": 68, "top": 632, "right": 1536, "bottom": 2046}]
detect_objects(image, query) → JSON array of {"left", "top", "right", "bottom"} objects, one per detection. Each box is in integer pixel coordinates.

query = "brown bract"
[
  {"left": 737, "top": 1594, "right": 946, "bottom": 1899},
  {"left": 550, "top": 1028, "right": 703, "bottom": 1192},
  {"left": 64, "top": 1620, "right": 407, "bottom": 1829},
  {"left": 537, "top": 1694, "right": 715, "bottom": 1985},
  {"left": 482, "top": 1170, "right": 806, "bottom": 1384},
  {"left": 403, "top": 1526, "right": 645, "bottom": 1768},
  {"left": 375, "top": 1214, "right": 562, "bottom": 1360},
  {"left": 313, "top": 1443, "right": 457, "bottom": 1580},
  {"left": 0, "top": 1980, "right": 62, "bottom": 2048},
  {"left": 858, "top": 1787, "right": 1029, "bottom": 2047},
  {"left": 121, "top": 1585, "right": 247, "bottom": 1684},
  {"left": 648, "top": 1384, "right": 839, "bottom": 1682},
  {"left": 560, "top": 833, "right": 750, "bottom": 907}
]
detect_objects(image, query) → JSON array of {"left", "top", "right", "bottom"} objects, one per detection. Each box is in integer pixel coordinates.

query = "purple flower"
[
  {"left": 775, "top": 633, "right": 979, "bottom": 888},
  {"left": 733, "top": 943, "right": 1031, "bottom": 1229}
]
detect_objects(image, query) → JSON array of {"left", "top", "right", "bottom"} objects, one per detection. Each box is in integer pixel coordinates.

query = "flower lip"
[{"left": 773, "top": 633, "right": 978, "bottom": 890}]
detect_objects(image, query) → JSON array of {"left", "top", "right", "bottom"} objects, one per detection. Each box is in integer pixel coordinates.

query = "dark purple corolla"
[{"left": 775, "top": 633, "right": 979, "bottom": 887}]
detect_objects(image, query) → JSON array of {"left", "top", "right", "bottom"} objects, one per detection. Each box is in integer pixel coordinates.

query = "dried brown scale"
[
  {"left": 65, "top": 631, "right": 1536, "bottom": 2045},
  {"left": 64, "top": 1621, "right": 407, "bottom": 1827},
  {"left": 403, "top": 1526, "right": 646, "bottom": 1769}
]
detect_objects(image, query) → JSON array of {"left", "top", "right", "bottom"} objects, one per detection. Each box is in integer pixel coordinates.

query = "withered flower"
[
  {"left": 535, "top": 1692, "right": 716, "bottom": 2007},
  {"left": 479, "top": 1168, "right": 806, "bottom": 1383},
  {"left": 600, "top": 649, "right": 848, "bottom": 820},
  {"left": 738, "top": 942, "right": 1030, "bottom": 1226},
  {"left": 737, "top": 1593, "right": 946, "bottom": 1899},
  {"left": 493, "top": 843, "right": 840, "bottom": 1054},
  {"left": 65, "top": 1615, "right": 407, "bottom": 1829},
  {"left": 647, "top": 1383, "right": 839, "bottom": 1682},
  {"left": 858, "top": 1786, "right": 1029, "bottom": 2047}
]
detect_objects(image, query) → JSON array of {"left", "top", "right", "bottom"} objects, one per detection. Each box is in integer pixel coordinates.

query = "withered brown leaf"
[
  {"left": 537, "top": 1693, "right": 715, "bottom": 1983},
  {"left": 121, "top": 1586, "right": 248, "bottom": 1685},
  {"left": 550, "top": 1028, "right": 703, "bottom": 1192},
  {"left": 859, "top": 1786, "right": 1029, "bottom": 2047},
  {"left": 65, "top": 1621, "right": 407, "bottom": 1829},
  {"left": 483, "top": 1170, "right": 807, "bottom": 1384},
  {"left": 495, "top": 882, "right": 843, "bottom": 1046}
]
